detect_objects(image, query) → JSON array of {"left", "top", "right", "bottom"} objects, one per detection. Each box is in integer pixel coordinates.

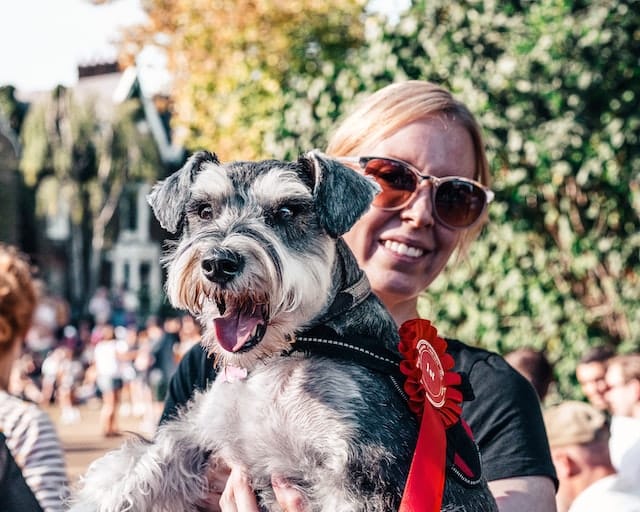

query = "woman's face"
[{"left": 342, "top": 117, "right": 476, "bottom": 316}]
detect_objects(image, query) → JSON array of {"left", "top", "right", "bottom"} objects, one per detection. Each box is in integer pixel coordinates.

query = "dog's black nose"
[{"left": 201, "top": 249, "right": 245, "bottom": 283}]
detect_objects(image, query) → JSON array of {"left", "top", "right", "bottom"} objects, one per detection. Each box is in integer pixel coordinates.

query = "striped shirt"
[{"left": 0, "top": 390, "right": 69, "bottom": 512}]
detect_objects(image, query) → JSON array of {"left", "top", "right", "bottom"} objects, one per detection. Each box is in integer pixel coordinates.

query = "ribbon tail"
[{"left": 399, "top": 404, "right": 446, "bottom": 512}]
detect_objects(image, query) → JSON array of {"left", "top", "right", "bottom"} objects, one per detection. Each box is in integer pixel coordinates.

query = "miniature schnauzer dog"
[{"left": 70, "top": 151, "right": 496, "bottom": 512}]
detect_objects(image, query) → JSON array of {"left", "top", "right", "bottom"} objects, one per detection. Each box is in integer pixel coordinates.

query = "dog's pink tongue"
[{"left": 213, "top": 310, "right": 262, "bottom": 352}]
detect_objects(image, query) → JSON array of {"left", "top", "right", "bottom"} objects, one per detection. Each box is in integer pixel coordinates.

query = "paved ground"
[{"left": 47, "top": 400, "right": 158, "bottom": 483}]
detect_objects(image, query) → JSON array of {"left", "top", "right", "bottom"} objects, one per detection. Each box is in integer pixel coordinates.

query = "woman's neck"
[
  {"left": 0, "top": 355, "right": 14, "bottom": 391},
  {"left": 386, "top": 300, "right": 420, "bottom": 327},
  {"left": 0, "top": 338, "right": 20, "bottom": 391}
]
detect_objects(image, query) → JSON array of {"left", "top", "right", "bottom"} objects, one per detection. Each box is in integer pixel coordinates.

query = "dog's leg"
[{"left": 69, "top": 418, "right": 211, "bottom": 512}]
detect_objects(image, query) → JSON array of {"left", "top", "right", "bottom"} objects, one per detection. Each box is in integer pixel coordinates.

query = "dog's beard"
[{"left": 164, "top": 233, "right": 336, "bottom": 369}]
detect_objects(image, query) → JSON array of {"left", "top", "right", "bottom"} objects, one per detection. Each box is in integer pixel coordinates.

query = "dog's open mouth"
[{"left": 212, "top": 293, "right": 268, "bottom": 353}]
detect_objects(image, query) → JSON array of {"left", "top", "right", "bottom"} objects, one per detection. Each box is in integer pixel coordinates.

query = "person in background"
[
  {"left": 149, "top": 315, "right": 181, "bottom": 403},
  {"left": 87, "top": 286, "right": 112, "bottom": 327},
  {"left": 0, "top": 243, "right": 69, "bottom": 511},
  {"left": 544, "top": 401, "right": 640, "bottom": 512},
  {"left": 163, "top": 80, "right": 557, "bottom": 511},
  {"left": 604, "top": 353, "right": 640, "bottom": 486},
  {"left": 51, "top": 345, "right": 82, "bottom": 425},
  {"left": 575, "top": 345, "right": 615, "bottom": 411},
  {"left": 174, "top": 314, "right": 202, "bottom": 365},
  {"left": 92, "top": 324, "right": 125, "bottom": 437},
  {"left": 39, "top": 344, "right": 67, "bottom": 406},
  {"left": 8, "top": 349, "right": 42, "bottom": 403},
  {"left": 116, "top": 324, "right": 140, "bottom": 418},
  {"left": 504, "top": 347, "right": 554, "bottom": 402},
  {"left": 132, "top": 326, "right": 157, "bottom": 432}
]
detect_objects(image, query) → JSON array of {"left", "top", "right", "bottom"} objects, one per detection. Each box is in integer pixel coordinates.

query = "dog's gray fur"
[{"left": 69, "top": 151, "right": 497, "bottom": 512}]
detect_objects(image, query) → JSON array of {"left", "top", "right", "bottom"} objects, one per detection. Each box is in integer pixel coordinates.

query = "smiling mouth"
[
  {"left": 212, "top": 292, "right": 269, "bottom": 353},
  {"left": 382, "top": 240, "right": 425, "bottom": 258}
]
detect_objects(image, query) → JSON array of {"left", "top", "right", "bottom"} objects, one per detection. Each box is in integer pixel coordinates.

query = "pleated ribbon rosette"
[{"left": 398, "top": 319, "right": 464, "bottom": 512}]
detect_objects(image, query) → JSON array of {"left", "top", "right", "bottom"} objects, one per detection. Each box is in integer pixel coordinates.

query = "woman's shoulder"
[
  {"left": 0, "top": 391, "right": 66, "bottom": 473},
  {"left": 0, "top": 393, "right": 70, "bottom": 511},
  {"left": 0, "top": 391, "right": 59, "bottom": 438},
  {"left": 0, "top": 391, "right": 42, "bottom": 425},
  {"left": 446, "top": 339, "right": 512, "bottom": 372},
  {"left": 445, "top": 338, "right": 535, "bottom": 399}
]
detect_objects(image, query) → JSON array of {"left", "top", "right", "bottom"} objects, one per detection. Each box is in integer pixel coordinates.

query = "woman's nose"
[{"left": 400, "top": 185, "right": 435, "bottom": 227}]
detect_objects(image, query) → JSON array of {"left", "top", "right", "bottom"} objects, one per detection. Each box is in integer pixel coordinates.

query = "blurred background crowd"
[{"left": 8, "top": 284, "right": 201, "bottom": 436}]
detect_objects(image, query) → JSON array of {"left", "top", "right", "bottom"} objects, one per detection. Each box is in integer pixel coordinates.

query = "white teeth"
[{"left": 383, "top": 240, "right": 424, "bottom": 258}]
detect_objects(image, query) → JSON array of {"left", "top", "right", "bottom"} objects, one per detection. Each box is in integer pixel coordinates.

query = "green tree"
[
  {"left": 20, "top": 87, "right": 162, "bottom": 313},
  {"left": 121, "top": 0, "right": 367, "bottom": 160},
  {"left": 266, "top": 0, "right": 640, "bottom": 398}
]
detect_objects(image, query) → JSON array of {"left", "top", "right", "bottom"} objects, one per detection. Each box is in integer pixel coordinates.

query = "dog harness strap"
[{"left": 293, "top": 326, "right": 403, "bottom": 378}]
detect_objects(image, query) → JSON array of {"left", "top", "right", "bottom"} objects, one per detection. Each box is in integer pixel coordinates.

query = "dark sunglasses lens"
[
  {"left": 435, "top": 180, "right": 486, "bottom": 227},
  {"left": 364, "top": 159, "right": 416, "bottom": 208}
]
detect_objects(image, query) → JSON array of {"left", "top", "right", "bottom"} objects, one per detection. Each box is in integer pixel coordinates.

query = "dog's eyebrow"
[
  {"left": 191, "top": 164, "right": 235, "bottom": 197},
  {"left": 252, "top": 168, "right": 312, "bottom": 202}
]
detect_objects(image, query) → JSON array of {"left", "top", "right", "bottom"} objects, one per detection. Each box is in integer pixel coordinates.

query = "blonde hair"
[
  {"left": 326, "top": 80, "right": 491, "bottom": 253},
  {"left": 0, "top": 244, "right": 38, "bottom": 354}
]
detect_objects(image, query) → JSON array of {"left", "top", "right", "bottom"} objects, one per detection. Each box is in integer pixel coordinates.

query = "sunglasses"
[{"left": 338, "top": 156, "right": 494, "bottom": 230}]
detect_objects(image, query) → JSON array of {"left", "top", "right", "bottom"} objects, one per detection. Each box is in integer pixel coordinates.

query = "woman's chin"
[{"left": 370, "top": 273, "right": 428, "bottom": 306}]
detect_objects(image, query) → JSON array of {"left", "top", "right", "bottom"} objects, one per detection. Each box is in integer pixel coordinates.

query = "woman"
[
  {"left": 0, "top": 244, "right": 69, "bottom": 511},
  {"left": 162, "top": 81, "right": 557, "bottom": 511}
]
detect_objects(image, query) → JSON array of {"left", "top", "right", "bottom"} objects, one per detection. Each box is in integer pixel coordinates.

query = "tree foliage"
[
  {"left": 265, "top": 0, "right": 640, "bottom": 398},
  {"left": 20, "top": 87, "right": 162, "bottom": 312},
  {"left": 122, "top": 0, "right": 367, "bottom": 160}
]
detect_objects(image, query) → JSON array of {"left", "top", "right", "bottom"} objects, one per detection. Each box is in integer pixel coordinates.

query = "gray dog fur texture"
[{"left": 69, "top": 151, "right": 496, "bottom": 512}]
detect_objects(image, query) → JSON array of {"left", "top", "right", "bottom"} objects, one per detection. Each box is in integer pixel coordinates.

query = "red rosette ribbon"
[{"left": 398, "top": 319, "right": 464, "bottom": 512}]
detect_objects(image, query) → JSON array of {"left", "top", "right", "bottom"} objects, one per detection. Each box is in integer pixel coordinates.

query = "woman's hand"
[
  {"left": 196, "top": 458, "right": 231, "bottom": 512},
  {"left": 212, "top": 463, "right": 308, "bottom": 512},
  {"left": 271, "top": 476, "right": 308, "bottom": 512},
  {"left": 218, "top": 465, "right": 260, "bottom": 512}
]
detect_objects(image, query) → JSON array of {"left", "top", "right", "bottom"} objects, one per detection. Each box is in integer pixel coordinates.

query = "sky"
[
  {"left": 0, "top": 0, "right": 407, "bottom": 94},
  {"left": 0, "top": 0, "right": 147, "bottom": 93}
]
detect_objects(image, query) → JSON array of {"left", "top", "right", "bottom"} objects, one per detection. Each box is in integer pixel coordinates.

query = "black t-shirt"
[
  {"left": 447, "top": 339, "right": 557, "bottom": 485},
  {"left": 161, "top": 343, "right": 216, "bottom": 424},
  {"left": 161, "top": 339, "right": 557, "bottom": 487}
]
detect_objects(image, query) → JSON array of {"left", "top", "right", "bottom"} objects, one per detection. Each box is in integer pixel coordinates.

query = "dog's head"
[{"left": 148, "top": 150, "right": 379, "bottom": 368}]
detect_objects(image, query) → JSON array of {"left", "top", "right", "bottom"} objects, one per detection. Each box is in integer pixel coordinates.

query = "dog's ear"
[
  {"left": 299, "top": 151, "right": 380, "bottom": 238},
  {"left": 147, "top": 151, "right": 220, "bottom": 234}
]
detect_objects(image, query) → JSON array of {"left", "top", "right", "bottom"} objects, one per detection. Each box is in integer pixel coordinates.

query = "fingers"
[
  {"left": 208, "top": 463, "right": 308, "bottom": 512},
  {"left": 272, "top": 475, "right": 308, "bottom": 512},
  {"left": 219, "top": 465, "right": 260, "bottom": 512},
  {"left": 196, "top": 458, "right": 230, "bottom": 512},
  {"left": 208, "top": 459, "right": 231, "bottom": 495}
]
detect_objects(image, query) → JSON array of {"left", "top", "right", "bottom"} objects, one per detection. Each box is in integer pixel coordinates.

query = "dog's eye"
[
  {"left": 276, "top": 206, "right": 295, "bottom": 221},
  {"left": 198, "top": 204, "right": 214, "bottom": 220},
  {"left": 265, "top": 201, "right": 308, "bottom": 228}
]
